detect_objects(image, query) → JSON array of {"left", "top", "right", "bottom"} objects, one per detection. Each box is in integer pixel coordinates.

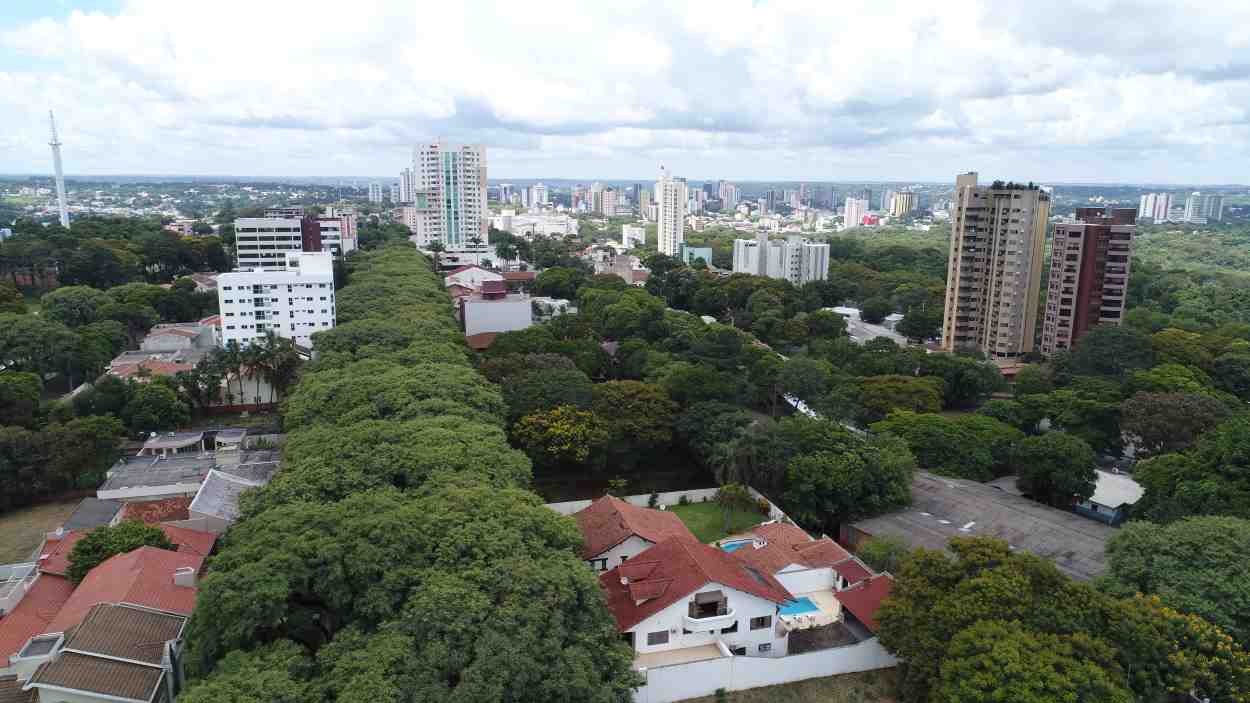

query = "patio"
[{"left": 634, "top": 644, "right": 726, "bottom": 669}]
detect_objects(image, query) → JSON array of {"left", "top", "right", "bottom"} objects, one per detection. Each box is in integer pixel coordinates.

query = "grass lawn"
[
  {"left": 680, "top": 668, "right": 898, "bottom": 703},
  {"left": 668, "top": 501, "right": 765, "bottom": 544},
  {"left": 0, "top": 498, "right": 82, "bottom": 564},
  {"left": 186, "top": 411, "right": 282, "bottom": 433}
]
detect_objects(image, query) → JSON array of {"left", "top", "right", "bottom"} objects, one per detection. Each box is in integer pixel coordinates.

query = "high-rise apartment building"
[
  {"left": 217, "top": 251, "right": 336, "bottom": 349},
  {"left": 368, "top": 183, "right": 383, "bottom": 204},
  {"left": 389, "top": 183, "right": 400, "bottom": 203},
  {"left": 411, "top": 140, "right": 488, "bottom": 248},
  {"left": 318, "top": 206, "right": 358, "bottom": 259},
  {"left": 530, "top": 183, "right": 548, "bottom": 208},
  {"left": 731, "top": 233, "right": 829, "bottom": 285},
  {"left": 639, "top": 189, "right": 653, "bottom": 221},
  {"left": 718, "top": 181, "right": 739, "bottom": 209},
  {"left": 889, "top": 191, "right": 917, "bottom": 217},
  {"left": 601, "top": 188, "right": 618, "bottom": 217},
  {"left": 1040, "top": 208, "right": 1135, "bottom": 356},
  {"left": 656, "top": 167, "right": 687, "bottom": 256},
  {"left": 843, "top": 197, "right": 868, "bottom": 229},
  {"left": 234, "top": 216, "right": 321, "bottom": 271},
  {"left": 1138, "top": 192, "right": 1175, "bottom": 222},
  {"left": 399, "top": 168, "right": 415, "bottom": 204},
  {"left": 941, "top": 172, "right": 1051, "bottom": 359},
  {"left": 1183, "top": 192, "right": 1224, "bottom": 224}
]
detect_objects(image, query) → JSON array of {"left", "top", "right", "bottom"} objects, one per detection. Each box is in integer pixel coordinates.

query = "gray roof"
[
  {"left": 849, "top": 471, "right": 1117, "bottom": 581},
  {"left": 142, "top": 431, "right": 205, "bottom": 451},
  {"left": 98, "top": 450, "right": 278, "bottom": 493},
  {"left": 62, "top": 498, "right": 123, "bottom": 531}
]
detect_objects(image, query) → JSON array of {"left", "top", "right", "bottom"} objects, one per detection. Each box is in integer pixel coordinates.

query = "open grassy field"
[
  {"left": 668, "top": 501, "right": 765, "bottom": 543},
  {"left": 0, "top": 498, "right": 82, "bottom": 564},
  {"left": 680, "top": 668, "right": 898, "bottom": 703}
]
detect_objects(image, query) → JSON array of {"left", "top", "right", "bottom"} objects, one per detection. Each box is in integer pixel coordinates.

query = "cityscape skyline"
[{"left": 2, "top": 1, "right": 1250, "bottom": 182}]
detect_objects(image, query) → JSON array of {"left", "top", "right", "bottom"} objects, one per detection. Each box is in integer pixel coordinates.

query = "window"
[
  {"left": 750, "top": 616, "right": 771, "bottom": 631},
  {"left": 721, "top": 621, "right": 738, "bottom": 634},
  {"left": 589, "top": 558, "right": 607, "bottom": 571},
  {"left": 758, "top": 643, "right": 772, "bottom": 653},
  {"left": 646, "top": 631, "right": 669, "bottom": 646}
]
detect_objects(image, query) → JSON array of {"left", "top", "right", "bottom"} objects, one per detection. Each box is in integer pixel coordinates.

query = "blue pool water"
[
  {"left": 719, "top": 541, "right": 750, "bottom": 553},
  {"left": 779, "top": 597, "right": 820, "bottom": 616}
]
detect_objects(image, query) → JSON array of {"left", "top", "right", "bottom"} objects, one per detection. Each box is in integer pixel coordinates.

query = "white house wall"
[
  {"left": 627, "top": 583, "right": 785, "bottom": 659},
  {"left": 775, "top": 567, "right": 838, "bottom": 595},
  {"left": 633, "top": 638, "right": 898, "bottom": 703},
  {"left": 590, "top": 536, "right": 653, "bottom": 572}
]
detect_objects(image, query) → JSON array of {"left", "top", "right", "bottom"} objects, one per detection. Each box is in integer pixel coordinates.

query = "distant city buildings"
[
  {"left": 368, "top": 182, "right": 383, "bottom": 204},
  {"left": 889, "top": 191, "right": 917, "bottom": 217},
  {"left": 216, "top": 251, "right": 336, "bottom": 349},
  {"left": 941, "top": 172, "right": 1050, "bottom": 359},
  {"left": 731, "top": 233, "right": 830, "bottom": 285},
  {"left": 234, "top": 206, "right": 355, "bottom": 269},
  {"left": 1137, "top": 192, "right": 1173, "bottom": 222},
  {"left": 1183, "top": 192, "right": 1224, "bottom": 224},
  {"left": 399, "top": 167, "right": 415, "bottom": 203},
  {"left": 656, "top": 167, "right": 688, "bottom": 256},
  {"left": 843, "top": 197, "right": 868, "bottom": 229},
  {"left": 410, "top": 140, "right": 488, "bottom": 249},
  {"left": 1041, "top": 208, "right": 1135, "bottom": 356},
  {"left": 718, "top": 181, "right": 739, "bottom": 209},
  {"left": 530, "top": 183, "right": 548, "bottom": 208}
]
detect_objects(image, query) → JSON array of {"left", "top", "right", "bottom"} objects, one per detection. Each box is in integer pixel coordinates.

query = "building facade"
[
  {"left": 889, "top": 191, "right": 917, "bottom": 217},
  {"left": 233, "top": 216, "right": 319, "bottom": 271},
  {"left": 843, "top": 197, "right": 867, "bottom": 229},
  {"left": 656, "top": 167, "right": 688, "bottom": 256},
  {"left": 731, "top": 234, "right": 829, "bottom": 285},
  {"left": 622, "top": 224, "right": 646, "bottom": 248},
  {"left": 368, "top": 182, "right": 383, "bottom": 203},
  {"left": 411, "top": 140, "right": 488, "bottom": 249},
  {"left": 1137, "top": 192, "right": 1173, "bottom": 222},
  {"left": 941, "top": 172, "right": 1051, "bottom": 358},
  {"left": 216, "top": 252, "right": 336, "bottom": 349},
  {"left": 1183, "top": 192, "right": 1224, "bottom": 224},
  {"left": 1040, "top": 207, "right": 1134, "bottom": 356}
]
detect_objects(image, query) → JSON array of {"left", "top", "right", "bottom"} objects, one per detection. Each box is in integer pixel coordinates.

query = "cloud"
[{"left": 0, "top": 0, "right": 1248, "bottom": 182}]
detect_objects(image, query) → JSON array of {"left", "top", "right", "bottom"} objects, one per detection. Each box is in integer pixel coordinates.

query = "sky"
[{"left": 1, "top": 0, "right": 1249, "bottom": 183}]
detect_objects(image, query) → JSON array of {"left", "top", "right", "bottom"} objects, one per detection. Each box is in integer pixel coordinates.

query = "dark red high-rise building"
[{"left": 1041, "top": 207, "right": 1135, "bottom": 356}]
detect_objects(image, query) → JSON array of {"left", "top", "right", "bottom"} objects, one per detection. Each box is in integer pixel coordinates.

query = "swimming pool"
[
  {"left": 719, "top": 541, "right": 750, "bottom": 553},
  {"left": 779, "top": 596, "right": 820, "bottom": 616}
]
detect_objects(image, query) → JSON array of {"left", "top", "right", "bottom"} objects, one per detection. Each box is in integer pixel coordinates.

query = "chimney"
[{"left": 173, "top": 566, "right": 197, "bottom": 588}]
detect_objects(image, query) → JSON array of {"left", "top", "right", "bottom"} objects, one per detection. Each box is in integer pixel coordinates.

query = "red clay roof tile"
[{"left": 574, "top": 496, "right": 695, "bottom": 560}]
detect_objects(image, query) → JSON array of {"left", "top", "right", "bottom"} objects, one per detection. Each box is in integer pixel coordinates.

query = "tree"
[
  {"left": 856, "top": 535, "right": 911, "bottom": 573},
  {"left": 1012, "top": 365, "right": 1053, "bottom": 398},
  {"left": 42, "top": 416, "right": 125, "bottom": 491},
  {"left": 1133, "top": 415, "right": 1250, "bottom": 522},
  {"left": 777, "top": 356, "right": 833, "bottom": 405},
  {"left": 185, "top": 486, "right": 640, "bottom": 700},
  {"left": 936, "top": 621, "right": 1132, "bottom": 703},
  {"left": 1120, "top": 392, "right": 1230, "bottom": 457},
  {"left": 951, "top": 414, "right": 1025, "bottom": 475},
  {"left": 804, "top": 309, "right": 848, "bottom": 340},
  {"left": 781, "top": 435, "right": 915, "bottom": 533},
  {"left": 532, "top": 266, "right": 588, "bottom": 299},
  {"left": 859, "top": 375, "right": 943, "bottom": 423},
  {"left": 590, "top": 381, "right": 676, "bottom": 452},
  {"left": 1102, "top": 516, "right": 1250, "bottom": 645},
  {"left": 1012, "top": 432, "right": 1096, "bottom": 507},
  {"left": 503, "top": 367, "right": 594, "bottom": 422},
  {"left": 67, "top": 520, "right": 175, "bottom": 584},
  {"left": 1214, "top": 352, "right": 1250, "bottom": 399},
  {"left": 0, "top": 281, "right": 25, "bottom": 314},
  {"left": 0, "top": 372, "right": 41, "bottom": 428},
  {"left": 675, "top": 402, "right": 755, "bottom": 483},
  {"left": 871, "top": 412, "right": 994, "bottom": 481},
  {"left": 896, "top": 305, "right": 942, "bottom": 341},
  {"left": 714, "top": 483, "right": 756, "bottom": 533},
  {"left": 122, "top": 382, "right": 190, "bottom": 435},
  {"left": 1070, "top": 325, "right": 1155, "bottom": 377},
  {"left": 513, "top": 405, "right": 609, "bottom": 466},
  {"left": 42, "top": 286, "right": 114, "bottom": 328},
  {"left": 1152, "top": 328, "right": 1213, "bottom": 369},
  {"left": 976, "top": 398, "right": 1033, "bottom": 432},
  {"left": 860, "top": 297, "right": 893, "bottom": 324},
  {"left": 179, "top": 642, "right": 314, "bottom": 703}
]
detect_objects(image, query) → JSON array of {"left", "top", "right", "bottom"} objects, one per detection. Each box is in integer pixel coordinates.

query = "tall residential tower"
[
  {"left": 410, "top": 140, "right": 488, "bottom": 249},
  {"left": 941, "top": 172, "right": 1051, "bottom": 359},
  {"left": 655, "top": 167, "right": 688, "bottom": 256},
  {"left": 1040, "top": 208, "right": 1135, "bottom": 356}
]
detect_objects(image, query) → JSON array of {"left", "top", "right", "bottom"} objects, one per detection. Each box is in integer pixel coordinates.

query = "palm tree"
[
  {"left": 427, "top": 239, "right": 446, "bottom": 270},
  {"left": 256, "top": 332, "right": 301, "bottom": 405},
  {"left": 495, "top": 241, "right": 518, "bottom": 267},
  {"left": 239, "top": 343, "right": 266, "bottom": 408}
]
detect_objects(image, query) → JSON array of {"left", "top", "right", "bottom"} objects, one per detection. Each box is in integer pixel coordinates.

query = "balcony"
[
  {"left": 685, "top": 593, "right": 736, "bottom": 630},
  {"left": 683, "top": 608, "right": 737, "bottom": 631}
]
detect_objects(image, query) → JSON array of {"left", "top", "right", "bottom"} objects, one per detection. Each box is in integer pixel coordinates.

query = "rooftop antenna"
[{"left": 48, "top": 110, "right": 69, "bottom": 228}]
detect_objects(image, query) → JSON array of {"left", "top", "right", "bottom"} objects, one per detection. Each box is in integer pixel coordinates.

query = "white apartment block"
[
  {"left": 234, "top": 217, "right": 308, "bottom": 271},
  {"left": 732, "top": 234, "right": 830, "bottom": 285},
  {"left": 656, "top": 167, "right": 688, "bottom": 256},
  {"left": 411, "top": 140, "right": 488, "bottom": 249},
  {"left": 368, "top": 182, "right": 383, "bottom": 204},
  {"left": 399, "top": 168, "right": 416, "bottom": 203},
  {"left": 216, "top": 252, "right": 336, "bottom": 349},
  {"left": 1138, "top": 192, "right": 1173, "bottom": 222},
  {"left": 319, "top": 206, "right": 358, "bottom": 258},
  {"left": 530, "top": 183, "right": 548, "bottom": 207},
  {"left": 843, "top": 197, "right": 867, "bottom": 230}
]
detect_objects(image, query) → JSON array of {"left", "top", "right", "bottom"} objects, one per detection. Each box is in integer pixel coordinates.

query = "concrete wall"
[
  {"left": 546, "top": 487, "right": 788, "bottom": 524},
  {"left": 591, "top": 535, "right": 653, "bottom": 572},
  {"left": 776, "top": 566, "right": 836, "bottom": 595},
  {"left": 633, "top": 638, "right": 898, "bottom": 703}
]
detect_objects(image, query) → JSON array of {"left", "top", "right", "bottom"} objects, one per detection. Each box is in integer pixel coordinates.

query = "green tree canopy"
[
  {"left": 1011, "top": 432, "right": 1096, "bottom": 506},
  {"left": 870, "top": 412, "right": 995, "bottom": 481},
  {"left": 859, "top": 375, "right": 943, "bottom": 422},
  {"left": 67, "top": 521, "right": 175, "bottom": 584},
  {"left": 782, "top": 435, "right": 915, "bottom": 533}
]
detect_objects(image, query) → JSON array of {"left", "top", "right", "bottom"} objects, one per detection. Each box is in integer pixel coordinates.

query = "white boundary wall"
[
  {"left": 633, "top": 638, "right": 897, "bottom": 703},
  {"left": 545, "top": 487, "right": 789, "bottom": 523}
]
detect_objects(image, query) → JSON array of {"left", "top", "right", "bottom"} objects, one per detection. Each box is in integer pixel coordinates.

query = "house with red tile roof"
[
  {"left": 599, "top": 536, "right": 794, "bottom": 660},
  {"left": 573, "top": 496, "right": 696, "bottom": 572},
  {"left": 443, "top": 265, "right": 503, "bottom": 292},
  {"left": 833, "top": 574, "right": 893, "bottom": 633},
  {"left": 37, "top": 524, "right": 216, "bottom": 579},
  {"left": 0, "top": 574, "right": 73, "bottom": 672},
  {"left": 42, "top": 547, "right": 201, "bottom": 637}
]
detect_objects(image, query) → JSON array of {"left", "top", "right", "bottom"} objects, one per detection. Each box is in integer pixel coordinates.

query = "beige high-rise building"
[
  {"left": 940, "top": 172, "right": 1051, "bottom": 359},
  {"left": 411, "top": 139, "right": 488, "bottom": 249},
  {"left": 656, "top": 167, "right": 687, "bottom": 256},
  {"left": 889, "top": 191, "right": 917, "bottom": 217}
]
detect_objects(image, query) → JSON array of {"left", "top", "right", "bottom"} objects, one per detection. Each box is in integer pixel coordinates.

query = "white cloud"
[{"left": 0, "top": 0, "right": 1248, "bottom": 182}]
